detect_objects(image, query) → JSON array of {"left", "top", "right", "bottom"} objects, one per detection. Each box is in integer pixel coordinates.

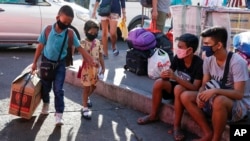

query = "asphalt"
[{"left": 0, "top": 40, "right": 203, "bottom": 141}]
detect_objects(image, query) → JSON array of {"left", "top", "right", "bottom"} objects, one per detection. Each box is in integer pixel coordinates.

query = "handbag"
[
  {"left": 118, "top": 18, "right": 128, "bottom": 40},
  {"left": 40, "top": 30, "right": 68, "bottom": 81},
  {"left": 205, "top": 52, "right": 233, "bottom": 89},
  {"left": 148, "top": 48, "right": 171, "bottom": 79},
  {"left": 98, "top": 0, "right": 113, "bottom": 16}
]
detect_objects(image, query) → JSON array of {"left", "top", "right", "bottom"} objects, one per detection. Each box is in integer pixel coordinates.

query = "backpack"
[
  {"left": 140, "top": 0, "right": 152, "bottom": 8},
  {"left": 44, "top": 25, "right": 74, "bottom": 67},
  {"left": 233, "top": 31, "right": 250, "bottom": 58},
  {"left": 154, "top": 32, "right": 174, "bottom": 62},
  {"left": 127, "top": 27, "right": 156, "bottom": 51}
]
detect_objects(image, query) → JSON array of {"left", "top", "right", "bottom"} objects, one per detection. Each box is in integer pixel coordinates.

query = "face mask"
[
  {"left": 176, "top": 48, "right": 189, "bottom": 59},
  {"left": 202, "top": 46, "right": 214, "bottom": 57},
  {"left": 57, "top": 20, "right": 69, "bottom": 30},
  {"left": 86, "top": 32, "right": 97, "bottom": 41}
]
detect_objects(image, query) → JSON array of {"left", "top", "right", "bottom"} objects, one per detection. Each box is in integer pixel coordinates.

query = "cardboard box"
[{"left": 9, "top": 71, "right": 41, "bottom": 119}]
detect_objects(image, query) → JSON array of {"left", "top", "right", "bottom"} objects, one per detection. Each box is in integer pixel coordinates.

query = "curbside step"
[{"left": 65, "top": 67, "right": 229, "bottom": 141}]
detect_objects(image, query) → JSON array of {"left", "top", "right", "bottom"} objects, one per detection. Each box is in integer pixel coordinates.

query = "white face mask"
[{"left": 176, "top": 48, "right": 189, "bottom": 59}]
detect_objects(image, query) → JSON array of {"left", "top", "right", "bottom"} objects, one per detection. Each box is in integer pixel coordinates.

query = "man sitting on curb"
[
  {"left": 180, "top": 26, "right": 250, "bottom": 141},
  {"left": 137, "top": 33, "right": 203, "bottom": 141}
]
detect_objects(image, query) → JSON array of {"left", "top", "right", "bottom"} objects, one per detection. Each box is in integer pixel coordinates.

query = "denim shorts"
[{"left": 203, "top": 97, "right": 248, "bottom": 122}]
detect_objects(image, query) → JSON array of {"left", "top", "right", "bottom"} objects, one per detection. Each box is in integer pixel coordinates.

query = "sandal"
[
  {"left": 172, "top": 129, "right": 185, "bottom": 141},
  {"left": 81, "top": 109, "right": 92, "bottom": 120},
  {"left": 137, "top": 115, "right": 158, "bottom": 125}
]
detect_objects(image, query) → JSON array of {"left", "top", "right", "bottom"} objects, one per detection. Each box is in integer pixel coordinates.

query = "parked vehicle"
[{"left": 0, "top": 0, "right": 90, "bottom": 44}]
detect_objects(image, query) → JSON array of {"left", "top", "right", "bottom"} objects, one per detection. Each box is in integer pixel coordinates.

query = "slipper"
[
  {"left": 137, "top": 115, "right": 158, "bottom": 125},
  {"left": 173, "top": 129, "right": 185, "bottom": 141}
]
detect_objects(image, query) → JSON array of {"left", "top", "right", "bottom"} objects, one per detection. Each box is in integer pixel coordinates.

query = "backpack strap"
[
  {"left": 221, "top": 52, "right": 233, "bottom": 88},
  {"left": 66, "top": 28, "right": 74, "bottom": 66},
  {"left": 44, "top": 25, "right": 75, "bottom": 66},
  {"left": 44, "top": 25, "right": 52, "bottom": 41}
]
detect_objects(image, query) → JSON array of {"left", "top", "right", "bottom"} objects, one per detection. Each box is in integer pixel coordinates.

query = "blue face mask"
[{"left": 202, "top": 46, "right": 214, "bottom": 57}]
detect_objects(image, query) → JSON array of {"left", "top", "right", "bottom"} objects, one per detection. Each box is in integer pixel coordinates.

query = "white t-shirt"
[{"left": 203, "top": 53, "right": 250, "bottom": 109}]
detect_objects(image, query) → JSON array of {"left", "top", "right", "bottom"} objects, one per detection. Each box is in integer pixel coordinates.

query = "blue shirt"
[{"left": 38, "top": 23, "right": 80, "bottom": 61}]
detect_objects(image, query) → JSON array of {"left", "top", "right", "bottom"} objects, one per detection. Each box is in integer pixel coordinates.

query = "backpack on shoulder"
[{"left": 44, "top": 25, "right": 74, "bottom": 67}]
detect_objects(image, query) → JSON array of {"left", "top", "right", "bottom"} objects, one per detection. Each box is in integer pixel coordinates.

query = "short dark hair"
[
  {"left": 176, "top": 33, "right": 199, "bottom": 52},
  {"left": 200, "top": 26, "right": 228, "bottom": 48},
  {"left": 58, "top": 5, "right": 74, "bottom": 18},
  {"left": 84, "top": 19, "right": 99, "bottom": 33}
]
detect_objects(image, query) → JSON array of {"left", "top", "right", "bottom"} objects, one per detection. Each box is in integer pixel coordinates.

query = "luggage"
[
  {"left": 233, "top": 31, "right": 250, "bottom": 57},
  {"left": 127, "top": 27, "right": 156, "bottom": 51},
  {"left": 9, "top": 66, "right": 41, "bottom": 119},
  {"left": 124, "top": 48, "right": 153, "bottom": 75},
  {"left": 154, "top": 32, "right": 174, "bottom": 62}
]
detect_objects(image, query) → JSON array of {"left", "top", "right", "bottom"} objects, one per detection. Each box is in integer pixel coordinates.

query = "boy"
[
  {"left": 31, "top": 5, "right": 94, "bottom": 126},
  {"left": 181, "top": 26, "right": 250, "bottom": 141},
  {"left": 137, "top": 33, "right": 203, "bottom": 141}
]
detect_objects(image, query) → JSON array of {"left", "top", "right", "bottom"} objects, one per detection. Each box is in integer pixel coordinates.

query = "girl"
[{"left": 79, "top": 19, "right": 105, "bottom": 119}]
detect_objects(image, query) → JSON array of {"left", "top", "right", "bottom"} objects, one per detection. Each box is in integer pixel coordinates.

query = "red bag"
[
  {"left": 146, "top": 20, "right": 161, "bottom": 33},
  {"left": 77, "top": 65, "right": 82, "bottom": 79},
  {"left": 166, "top": 28, "right": 173, "bottom": 44}
]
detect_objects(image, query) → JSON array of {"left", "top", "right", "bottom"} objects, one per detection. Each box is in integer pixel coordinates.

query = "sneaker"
[
  {"left": 113, "top": 49, "right": 119, "bottom": 56},
  {"left": 87, "top": 97, "right": 92, "bottom": 108},
  {"left": 41, "top": 103, "right": 49, "bottom": 115},
  {"left": 55, "top": 113, "right": 64, "bottom": 126},
  {"left": 81, "top": 108, "right": 92, "bottom": 120}
]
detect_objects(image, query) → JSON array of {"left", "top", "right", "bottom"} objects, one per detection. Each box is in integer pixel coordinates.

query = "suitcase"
[{"left": 124, "top": 48, "right": 152, "bottom": 75}]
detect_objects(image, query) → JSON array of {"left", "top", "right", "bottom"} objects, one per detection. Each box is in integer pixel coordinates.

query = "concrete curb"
[{"left": 65, "top": 65, "right": 229, "bottom": 141}]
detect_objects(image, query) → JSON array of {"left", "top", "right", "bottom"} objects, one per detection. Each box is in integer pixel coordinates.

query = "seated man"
[
  {"left": 137, "top": 33, "right": 203, "bottom": 141},
  {"left": 181, "top": 26, "right": 250, "bottom": 141}
]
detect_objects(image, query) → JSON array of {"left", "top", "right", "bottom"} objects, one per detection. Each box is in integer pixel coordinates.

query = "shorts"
[
  {"left": 100, "top": 13, "right": 120, "bottom": 21},
  {"left": 156, "top": 11, "right": 167, "bottom": 32},
  {"left": 162, "top": 81, "right": 178, "bottom": 100},
  {"left": 203, "top": 97, "right": 248, "bottom": 122}
]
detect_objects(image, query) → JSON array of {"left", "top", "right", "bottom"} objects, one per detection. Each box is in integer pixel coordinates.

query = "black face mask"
[
  {"left": 57, "top": 20, "right": 69, "bottom": 30},
  {"left": 86, "top": 32, "right": 97, "bottom": 41}
]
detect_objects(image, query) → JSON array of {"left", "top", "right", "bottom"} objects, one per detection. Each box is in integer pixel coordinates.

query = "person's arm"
[
  {"left": 31, "top": 43, "right": 44, "bottom": 73},
  {"left": 120, "top": 0, "right": 126, "bottom": 20},
  {"left": 92, "top": 0, "right": 100, "bottom": 18},
  {"left": 152, "top": 0, "right": 158, "bottom": 20},
  {"left": 77, "top": 47, "right": 95, "bottom": 66},
  {"left": 99, "top": 52, "right": 105, "bottom": 74}
]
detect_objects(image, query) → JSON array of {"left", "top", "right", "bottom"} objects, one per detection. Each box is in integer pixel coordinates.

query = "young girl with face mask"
[{"left": 79, "top": 19, "right": 105, "bottom": 119}]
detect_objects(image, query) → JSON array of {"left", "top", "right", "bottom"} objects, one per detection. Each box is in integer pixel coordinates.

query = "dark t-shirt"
[
  {"left": 162, "top": 55, "right": 203, "bottom": 99},
  {"left": 171, "top": 55, "right": 203, "bottom": 83}
]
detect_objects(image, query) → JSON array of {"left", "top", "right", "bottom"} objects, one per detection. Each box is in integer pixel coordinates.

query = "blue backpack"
[{"left": 127, "top": 27, "right": 156, "bottom": 51}]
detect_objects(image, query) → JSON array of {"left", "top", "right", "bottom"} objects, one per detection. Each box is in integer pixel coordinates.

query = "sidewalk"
[{"left": 65, "top": 43, "right": 231, "bottom": 141}]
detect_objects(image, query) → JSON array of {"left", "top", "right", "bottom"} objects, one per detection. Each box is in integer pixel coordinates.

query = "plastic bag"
[
  {"left": 118, "top": 18, "right": 128, "bottom": 40},
  {"left": 148, "top": 48, "right": 171, "bottom": 79}
]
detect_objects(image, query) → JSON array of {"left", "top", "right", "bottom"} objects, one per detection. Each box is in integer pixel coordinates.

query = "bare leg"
[
  {"left": 150, "top": 79, "right": 172, "bottom": 118},
  {"left": 181, "top": 91, "right": 212, "bottom": 141},
  {"left": 137, "top": 79, "right": 172, "bottom": 124},
  {"left": 211, "top": 96, "right": 233, "bottom": 141},
  {"left": 83, "top": 86, "right": 91, "bottom": 108},
  {"left": 109, "top": 19, "right": 118, "bottom": 50},
  {"left": 173, "top": 85, "right": 186, "bottom": 130},
  {"left": 101, "top": 19, "right": 109, "bottom": 56}
]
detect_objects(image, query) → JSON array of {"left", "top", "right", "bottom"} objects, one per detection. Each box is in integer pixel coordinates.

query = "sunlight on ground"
[
  {"left": 113, "top": 68, "right": 125, "bottom": 86},
  {"left": 98, "top": 114, "right": 103, "bottom": 128}
]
